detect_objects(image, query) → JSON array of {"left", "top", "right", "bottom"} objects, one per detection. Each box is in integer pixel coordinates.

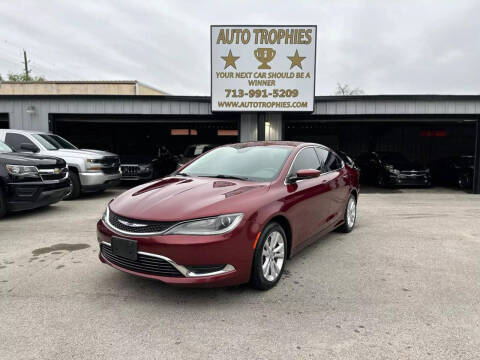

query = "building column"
[
  {"left": 240, "top": 113, "right": 258, "bottom": 142},
  {"left": 473, "top": 120, "right": 480, "bottom": 194},
  {"left": 265, "top": 113, "right": 283, "bottom": 140},
  {"left": 240, "top": 112, "right": 283, "bottom": 142}
]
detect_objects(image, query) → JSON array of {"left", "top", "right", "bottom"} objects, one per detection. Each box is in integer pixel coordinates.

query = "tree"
[
  {"left": 335, "top": 83, "right": 364, "bottom": 95},
  {"left": 7, "top": 72, "right": 45, "bottom": 82}
]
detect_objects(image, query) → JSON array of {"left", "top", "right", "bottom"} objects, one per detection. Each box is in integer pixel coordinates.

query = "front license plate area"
[{"left": 111, "top": 237, "right": 138, "bottom": 261}]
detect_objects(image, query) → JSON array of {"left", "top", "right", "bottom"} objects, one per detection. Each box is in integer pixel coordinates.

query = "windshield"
[
  {"left": 378, "top": 152, "right": 409, "bottom": 164},
  {"left": 179, "top": 145, "right": 292, "bottom": 182},
  {"left": 32, "top": 134, "right": 78, "bottom": 150},
  {"left": 0, "top": 140, "right": 13, "bottom": 153}
]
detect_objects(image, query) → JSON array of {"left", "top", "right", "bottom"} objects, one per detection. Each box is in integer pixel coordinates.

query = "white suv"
[{"left": 0, "top": 129, "right": 121, "bottom": 199}]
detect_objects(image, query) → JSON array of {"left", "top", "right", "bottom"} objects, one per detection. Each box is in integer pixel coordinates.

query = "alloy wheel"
[
  {"left": 346, "top": 197, "right": 357, "bottom": 228},
  {"left": 262, "top": 231, "right": 285, "bottom": 282}
]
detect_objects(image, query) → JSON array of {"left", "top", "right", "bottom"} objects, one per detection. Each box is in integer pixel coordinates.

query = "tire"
[
  {"left": 250, "top": 222, "right": 287, "bottom": 290},
  {"left": 457, "top": 173, "right": 470, "bottom": 189},
  {"left": 64, "top": 171, "right": 81, "bottom": 200},
  {"left": 376, "top": 174, "right": 385, "bottom": 187},
  {"left": 0, "top": 186, "right": 6, "bottom": 219},
  {"left": 338, "top": 194, "right": 357, "bottom": 233}
]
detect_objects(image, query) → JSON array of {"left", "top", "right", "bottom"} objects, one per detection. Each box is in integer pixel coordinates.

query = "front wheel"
[
  {"left": 250, "top": 222, "right": 287, "bottom": 290},
  {"left": 338, "top": 194, "right": 357, "bottom": 233},
  {"left": 64, "top": 171, "right": 81, "bottom": 200}
]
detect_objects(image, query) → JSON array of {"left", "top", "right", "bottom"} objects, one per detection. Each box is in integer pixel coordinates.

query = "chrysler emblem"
[{"left": 118, "top": 219, "right": 148, "bottom": 227}]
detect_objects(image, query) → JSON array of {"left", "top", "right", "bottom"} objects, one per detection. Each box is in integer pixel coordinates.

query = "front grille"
[
  {"left": 399, "top": 170, "right": 426, "bottom": 175},
  {"left": 121, "top": 165, "right": 140, "bottom": 176},
  {"left": 100, "top": 243, "right": 183, "bottom": 277},
  {"left": 101, "top": 156, "right": 120, "bottom": 166},
  {"left": 100, "top": 157, "right": 120, "bottom": 174},
  {"left": 108, "top": 210, "right": 177, "bottom": 234},
  {"left": 38, "top": 167, "right": 68, "bottom": 181}
]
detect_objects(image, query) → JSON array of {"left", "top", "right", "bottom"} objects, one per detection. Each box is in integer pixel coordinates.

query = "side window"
[
  {"left": 289, "top": 147, "right": 321, "bottom": 176},
  {"left": 324, "top": 151, "right": 343, "bottom": 172},
  {"left": 5, "top": 133, "right": 34, "bottom": 151},
  {"left": 315, "top": 147, "right": 329, "bottom": 172}
]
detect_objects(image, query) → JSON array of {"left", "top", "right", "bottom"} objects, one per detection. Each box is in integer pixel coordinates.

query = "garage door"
[
  {"left": 0, "top": 113, "right": 8, "bottom": 129},
  {"left": 51, "top": 114, "right": 240, "bottom": 158},
  {"left": 285, "top": 118, "right": 477, "bottom": 188}
]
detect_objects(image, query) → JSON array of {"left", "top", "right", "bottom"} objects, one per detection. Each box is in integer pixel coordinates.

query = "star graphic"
[
  {"left": 287, "top": 50, "right": 306, "bottom": 70},
  {"left": 221, "top": 50, "right": 240, "bottom": 70}
]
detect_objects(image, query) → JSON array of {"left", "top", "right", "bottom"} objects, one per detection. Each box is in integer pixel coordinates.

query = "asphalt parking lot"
[{"left": 1, "top": 187, "right": 479, "bottom": 359}]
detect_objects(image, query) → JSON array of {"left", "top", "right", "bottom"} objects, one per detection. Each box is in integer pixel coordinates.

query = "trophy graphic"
[{"left": 254, "top": 48, "right": 276, "bottom": 69}]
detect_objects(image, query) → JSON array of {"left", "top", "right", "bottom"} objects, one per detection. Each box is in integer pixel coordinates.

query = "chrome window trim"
[
  {"left": 100, "top": 241, "right": 235, "bottom": 278},
  {"left": 284, "top": 145, "right": 345, "bottom": 185}
]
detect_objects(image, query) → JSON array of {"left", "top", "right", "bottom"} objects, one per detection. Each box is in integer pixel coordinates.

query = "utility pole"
[{"left": 22, "top": 49, "right": 30, "bottom": 80}]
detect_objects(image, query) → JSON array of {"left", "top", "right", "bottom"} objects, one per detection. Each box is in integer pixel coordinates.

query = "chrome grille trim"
[
  {"left": 104, "top": 207, "right": 177, "bottom": 236},
  {"left": 100, "top": 241, "right": 235, "bottom": 278}
]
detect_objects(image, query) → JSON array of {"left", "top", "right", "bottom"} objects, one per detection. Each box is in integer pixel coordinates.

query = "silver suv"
[{"left": 0, "top": 129, "right": 121, "bottom": 199}]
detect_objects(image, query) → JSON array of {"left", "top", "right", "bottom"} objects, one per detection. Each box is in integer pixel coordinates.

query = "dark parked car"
[
  {"left": 356, "top": 151, "right": 431, "bottom": 187},
  {"left": 97, "top": 141, "right": 359, "bottom": 290},
  {"left": 432, "top": 155, "right": 474, "bottom": 189},
  {"left": 120, "top": 155, "right": 160, "bottom": 181},
  {"left": 178, "top": 144, "right": 215, "bottom": 166},
  {"left": 0, "top": 140, "right": 69, "bottom": 218}
]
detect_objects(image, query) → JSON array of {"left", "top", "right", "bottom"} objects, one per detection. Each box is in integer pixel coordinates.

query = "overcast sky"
[{"left": 1, "top": 0, "right": 479, "bottom": 95}]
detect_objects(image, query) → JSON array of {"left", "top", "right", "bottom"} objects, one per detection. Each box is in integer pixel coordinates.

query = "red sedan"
[{"left": 97, "top": 141, "right": 359, "bottom": 290}]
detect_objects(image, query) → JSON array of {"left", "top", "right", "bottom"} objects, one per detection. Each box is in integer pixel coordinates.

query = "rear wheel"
[
  {"left": 338, "top": 194, "right": 357, "bottom": 233},
  {"left": 64, "top": 171, "right": 81, "bottom": 200},
  {"left": 0, "top": 186, "right": 6, "bottom": 219},
  {"left": 376, "top": 174, "right": 385, "bottom": 187},
  {"left": 250, "top": 222, "right": 287, "bottom": 290}
]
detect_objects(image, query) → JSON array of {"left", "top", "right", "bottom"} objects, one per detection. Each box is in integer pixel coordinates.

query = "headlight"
[
  {"left": 86, "top": 158, "right": 102, "bottom": 171},
  {"left": 6, "top": 164, "right": 39, "bottom": 176},
  {"left": 139, "top": 164, "right": 153, "bottom": 172},
  {"left": 165, "top": 213, "right": 243, "bottom": 235}
]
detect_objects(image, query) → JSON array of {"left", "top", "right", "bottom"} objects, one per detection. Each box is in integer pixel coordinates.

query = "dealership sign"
[{"left": 211, "top": 25, "right": 316, "bottom": 112}]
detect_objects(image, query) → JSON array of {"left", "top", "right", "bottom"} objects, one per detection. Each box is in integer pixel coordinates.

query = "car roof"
[
  {"left": 227, "top": 141, "right": 316, "bottom": 149},
  {"left": 0, "top": 129, "right": 49, "bottom": 135}
]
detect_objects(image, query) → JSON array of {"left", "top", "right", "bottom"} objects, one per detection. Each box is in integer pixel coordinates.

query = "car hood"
[
  {"left": 0, "top": 152, "right": 65, "bottom": 167},
  {"left": 44, "top": 148, "right": 118, "bottom": 159},
  {"left": 110, "top": 176, "right": 269, "bottom": 221}
]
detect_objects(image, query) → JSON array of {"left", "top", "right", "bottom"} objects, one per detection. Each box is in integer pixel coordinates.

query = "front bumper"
[
  {"left": 6, "top": 180, "right": 70, "bottom": 212},
  {"left": 96, "top": 219, "right": 255, "bottom": 287},
  {"left": 385, "top": 172, "right": 431, "bottom": 186},
  {"left": 79, "top": 171, "right": 121, "bottom": 192}
]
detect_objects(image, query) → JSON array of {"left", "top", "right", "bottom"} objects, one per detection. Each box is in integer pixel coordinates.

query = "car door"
[
  {"left": 319, "top": 148, "right": 349, "bottom": 222},
  {"left": 285, "top": 147, "right": 332, "bottom": 245},
  {"left": 4, "top": 132, "right": 36, "bottom": 152}
]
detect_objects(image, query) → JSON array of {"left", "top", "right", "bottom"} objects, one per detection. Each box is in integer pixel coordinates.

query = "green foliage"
[{"left": 7, "top": 72, "right": 45, "bottom": 82}]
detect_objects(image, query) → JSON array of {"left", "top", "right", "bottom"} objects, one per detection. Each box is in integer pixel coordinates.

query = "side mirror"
[
  {"left": 297, "top": 169, "right": 321, "bottom": 179},
  {"left": 20, "top": 143, "right": 40, "bottom": 153},
  {"left": 287, "top": 169, "right": 321, "bottom": 183}
]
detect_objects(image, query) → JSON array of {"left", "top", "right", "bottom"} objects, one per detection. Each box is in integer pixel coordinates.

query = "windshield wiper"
[
  {"left": 176, "top": 172, "right": 191, "bottom": 177},
  {"left": 200, "top": 174, "right": 249, "bottom": 181}
]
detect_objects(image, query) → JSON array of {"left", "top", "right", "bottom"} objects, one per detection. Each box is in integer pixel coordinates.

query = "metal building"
[{"left": 0, "top": 94, "right": 478, "bottom": 193}]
